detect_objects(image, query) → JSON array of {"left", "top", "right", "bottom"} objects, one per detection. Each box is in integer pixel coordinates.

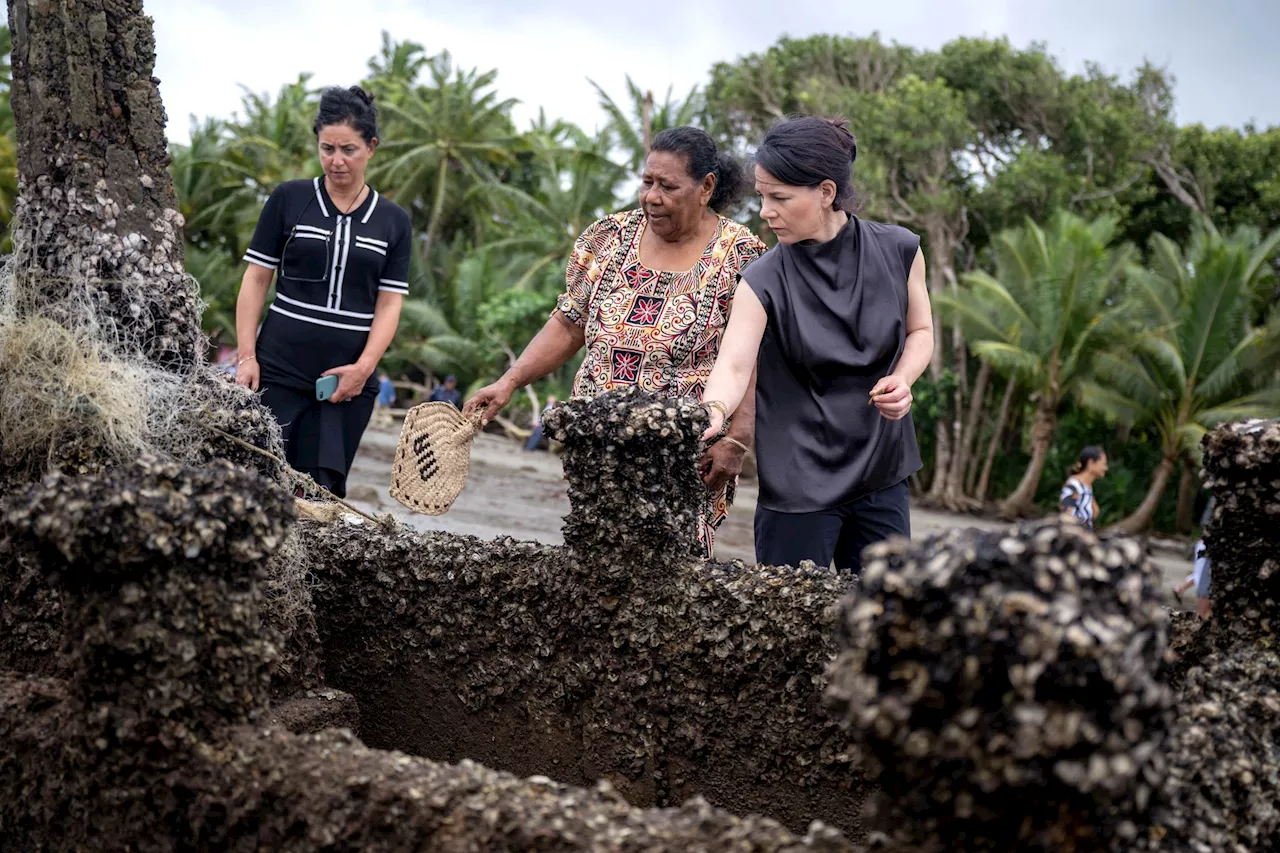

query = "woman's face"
[
  {"left": 318, "top": 123, "right": 376, "bottom": 191},
  {"left": 1087, "top": 453, "right": 1109, "bottom": 478},
  {"left": 640, "top": 151, "right": 713, "bottom": 240},
  {"left": 755, "top": 165, "right": 836, "bottom": 244}
]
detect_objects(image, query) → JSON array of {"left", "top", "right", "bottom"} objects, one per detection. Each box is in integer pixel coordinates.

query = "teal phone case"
[{"left": 315, "top": 375, "right": 339, "bottom": 401}]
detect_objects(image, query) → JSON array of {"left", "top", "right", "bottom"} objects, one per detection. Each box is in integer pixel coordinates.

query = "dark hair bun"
[
  {"left": 753, "top": 115, "right": 861, "bottom": 213},
  {"left": 313, "top": 85, "right": 380, "bottom": 144}
]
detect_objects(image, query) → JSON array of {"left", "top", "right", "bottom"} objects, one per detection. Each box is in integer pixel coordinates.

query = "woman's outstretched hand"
[
  {"left": 870, "top": 374, "right": 913, "bottom": 420},
  {"left": 463, "top": 378, "right": 516, "bottom": 427}
]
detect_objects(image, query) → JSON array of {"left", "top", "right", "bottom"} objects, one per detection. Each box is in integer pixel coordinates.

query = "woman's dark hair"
[
  {"left": 649, "top": 126, "right": 747, "bottom": 212},
  {"left": 313, "top": 86, "right": 379, "bottom": 144},
  {"left": 1070, "top": 446, "right": 1106, "bottom": 475},
  {"left": 753, "top": 116, "right": 860, "bottom": 213}
]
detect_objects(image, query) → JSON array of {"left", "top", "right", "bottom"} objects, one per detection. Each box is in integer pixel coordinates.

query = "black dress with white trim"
[
  {"left": 244, "top": 177, "right": 412, "bottom": 390},
  {"left": 243, "top": 177, "right": 412, "bottom": 496}
]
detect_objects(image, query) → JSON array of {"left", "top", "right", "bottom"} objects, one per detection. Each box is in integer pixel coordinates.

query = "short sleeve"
[
  {"left": 378, "top": 217, "right": 412, "bottom": 296},
  {"left": 243, "top": 184, "right": 287, "bottom": 271},
  {"left": 899, "top": 229, "right": 922, "bottom": 278},
  {"left": 556, "top": 217, "right": 621, "bottom": 328},
  {"left": 1059, "top": 483, "right": 1081, "bottom": 513}
]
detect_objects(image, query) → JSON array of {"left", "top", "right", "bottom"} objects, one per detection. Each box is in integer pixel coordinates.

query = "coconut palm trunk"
[
  {"left": 999, "top": 398, "right": 1057, "bottom": 516},
  {"left": 1110, "top": 455, "right": 1177, "bottom": 534}
]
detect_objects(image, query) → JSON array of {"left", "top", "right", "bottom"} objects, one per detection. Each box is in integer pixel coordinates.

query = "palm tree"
[
  {"left": 589, "top": 75, "right": 702, "bottom": 174},
  {"left": 942, "top": 212, "right": 1135, "bottom": 516},
  {"left": 471, "top": 117, "right": 626, "bottom": 293},
  {"left": 372, "top": 52, "right": 520, "bottom": 257},
  {"left": 1080, "top": 225, "right": 1280, "bottom": 533}
]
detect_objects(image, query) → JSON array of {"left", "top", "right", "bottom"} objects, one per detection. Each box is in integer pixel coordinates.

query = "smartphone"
[{"left": 315, "top": 374, "right": 339, "bottom": 401}]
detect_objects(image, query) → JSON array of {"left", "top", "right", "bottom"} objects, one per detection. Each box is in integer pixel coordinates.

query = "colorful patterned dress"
[{"left": 556, "top": 209, "right": 767, "bottom": 557}]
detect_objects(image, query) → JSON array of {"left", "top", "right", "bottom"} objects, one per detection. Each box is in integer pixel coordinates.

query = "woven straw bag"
[{"left": 390, "top": 402, "right": 484, "bottom": 515}]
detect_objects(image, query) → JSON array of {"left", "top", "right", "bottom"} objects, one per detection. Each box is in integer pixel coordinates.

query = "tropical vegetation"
[{"left": 0, "top": 28, "right": 1276, "bottom": 533}]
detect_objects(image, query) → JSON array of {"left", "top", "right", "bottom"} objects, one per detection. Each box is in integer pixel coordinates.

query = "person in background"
[
  {"left": 430, "top": 375, "right": 463, "bottom": 410},
  {"left": 234, "top": 86, "right": 411, "bottom": 499},
  {"left": 376, "top": 372, "right": 397, "bottom": 407},
  {"left": 1059, "top": 446, "right": 1108, "bottom": 531},
  {"left": 463, "top": 126, "right": 768, "bottom": 558},
  {"left": 699, "top": 116, "right": 933, "bottom": 572},
  {"left": 524, "top": 395, "right": 559, "bottom": 452}
]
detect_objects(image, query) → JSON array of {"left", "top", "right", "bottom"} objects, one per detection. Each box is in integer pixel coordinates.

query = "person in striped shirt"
[
  {"left": 1058, "top": 446, "right": 1108, "bottom": 531},
  {"left": 235, "top": 86, "right": 412, "bottom": 498}
]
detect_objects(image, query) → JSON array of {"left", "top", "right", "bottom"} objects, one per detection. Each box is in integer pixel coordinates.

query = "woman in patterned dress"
[{"left": 464, "top": 127, "right": 767, "bottom": 557}]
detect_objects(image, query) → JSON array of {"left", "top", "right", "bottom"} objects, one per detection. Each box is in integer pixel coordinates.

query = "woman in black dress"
[
  {"left": 235, "top": 86, "right": 412, "bottom": 497},
  {"left": 700, "top": 117, "right": 934, "bottom": 571}
]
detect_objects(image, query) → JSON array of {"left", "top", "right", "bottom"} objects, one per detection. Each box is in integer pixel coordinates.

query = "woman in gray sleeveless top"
[{"left": 700, "top": 117, "right": 935, "bottom": 571}]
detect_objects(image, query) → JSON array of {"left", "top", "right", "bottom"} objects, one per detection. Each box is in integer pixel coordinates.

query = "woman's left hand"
[
  {"left": 870, "top": 374, "right": 913, "bottom": 421},
  {"left": 700, "top": 440, "right": 746, "bottom": 491},
  {"left": 322, "top": 362, "right": 374, "bottom": 404}
]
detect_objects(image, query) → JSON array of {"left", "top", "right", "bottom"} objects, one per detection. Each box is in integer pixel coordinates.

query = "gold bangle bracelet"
[
  {"left": 237, "top": 354, "right": 257, "bottom": 366},
  {"left": 702, "top": 400, "right": 729, "bottom": 420},
  {"left": 719, "top": 436, "right": 750, "bottom": 454}
]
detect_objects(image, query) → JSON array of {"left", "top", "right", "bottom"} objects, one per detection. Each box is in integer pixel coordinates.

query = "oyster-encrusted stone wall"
[
  {"left": 304, "top": 389, "right": 868, "bottom": 834},
  {"left": 0, "top": 454, "right": 856, "bottom": 852}
]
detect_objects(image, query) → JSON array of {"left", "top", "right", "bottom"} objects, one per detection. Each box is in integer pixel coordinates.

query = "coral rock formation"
[
  {"left": 828, "top": 521, "right": 1173, "bottom": 852},
  {"left": 302, "top": 387, "right": 867, "bottom": 833},
  {"left": 0, "top": 440, "right": 856, "bottom": 852}
]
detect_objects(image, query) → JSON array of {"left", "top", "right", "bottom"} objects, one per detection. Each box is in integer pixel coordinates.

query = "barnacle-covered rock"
[
  {"left": 828, "top": 521, "right": 1172, "bottom": 852},
  {"left": 544, "top": 386, "right": 708, "bottom": 570},
  {"left": 304, "top": 523, "right": 866, "bottom": 833},
  {"left": 1198, "top": 418, "right": 1280, "bottom": 646},
  {"left": 1133, "top": 419, "right": 1280, "bottom": 851},
  {"left": 2, "top": 456, "right": 294, "bottom": 740}
]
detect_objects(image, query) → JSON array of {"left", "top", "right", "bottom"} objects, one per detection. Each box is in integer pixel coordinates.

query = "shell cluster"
[
  {"left": 544, "top": 386, "right": 708, "bottom": 570},
  {"left": 1132, "top": 418, "right": 1280, "bottom": 852},
  {"left": 828, "top": 521, "right": 1173, "bottom": 851},
  {"left": 0, "top": 452, "right": 858, "bottom": 851}
]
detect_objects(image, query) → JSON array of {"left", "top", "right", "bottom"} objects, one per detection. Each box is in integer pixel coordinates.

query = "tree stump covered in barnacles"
[
  {"left": 827, "top": 521, "right": 1173, "bottom": 852},
  {"left": 6, "top": 0, "right": 199, "bottom": 369}
]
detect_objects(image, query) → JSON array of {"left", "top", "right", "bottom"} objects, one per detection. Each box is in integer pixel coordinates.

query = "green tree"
[
  {"left": 590, "top": 75, "right": 701, "bottom": 174},
  {"left": 372, "top": 51, "right": 520, "bottom": 257},
  {"left": 1080, "top": 226, "right": 1280, "bottom": 532},
  {"left": 943, "top": 212, "right": 1135, "bottom": 515}
]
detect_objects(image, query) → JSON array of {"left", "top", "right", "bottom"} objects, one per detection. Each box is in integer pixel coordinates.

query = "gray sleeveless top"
[{"left": 745, "top": 215, "right": 922, "bottom": 512}]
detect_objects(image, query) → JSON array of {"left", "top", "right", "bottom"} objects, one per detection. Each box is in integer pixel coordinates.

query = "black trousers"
[
  {"left": 754, "top": 479, "right": 911, "bottom": 572},
  {"left": 259, "top": 382, "right": 377, "bottom": 499}
]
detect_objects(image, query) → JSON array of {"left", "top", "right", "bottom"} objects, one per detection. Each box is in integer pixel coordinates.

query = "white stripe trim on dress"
[
  {"left": 379, "top": 278, "right": 409, "bottom": 288},
  {"left": 334, "top": 217, "right": 352, "bottom": 309},
  {"left": 245, "top": 248, "right": 281, "bottom": 263},
  {"left": 355, "top": 235, "right": 388, "bottom": 248},
  {"left": 360, "top": 190, "right": 380, "bottom": 224},
  {"left": 243, "top": 253, "right": 278, "bottom": 271},
  {"left": 294, "top": 224, "right": 331, "bottom": 237},
  {"left": 275, "top": 292, "right": 376, "bottom": 319},
  {"left": 292, "top": 232, "right": 327, "bottom": 242},
  {"left": 378, "top": 285, "right": 408, "bottom": 294},
  {"left": 269, "top": 303, "right": 370, "bottom": 332},
  {"left": 312, "top": 177, "right": 330, "bottom": 217},
  {"left": 326, "top": 215, "right": 343, "bottom": 307},
  {"left": 354, "top": 242, "right": 387, "bottom": 256}
]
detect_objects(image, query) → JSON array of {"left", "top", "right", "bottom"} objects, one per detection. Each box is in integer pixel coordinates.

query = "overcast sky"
[{"left": 12, "top": 0, "right": 1276, "bottom": 143}]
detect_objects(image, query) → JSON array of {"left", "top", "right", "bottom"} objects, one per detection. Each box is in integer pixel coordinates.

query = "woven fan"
[{"left": 390, "top": 402, "right": 484, "bottom": 515}]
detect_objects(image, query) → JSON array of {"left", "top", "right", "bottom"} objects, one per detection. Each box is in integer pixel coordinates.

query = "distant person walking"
[
  {"left": 430, "top": 375, "right": 463, "bottom": 410},
  {"left": 1059, "top": 446, "right": 1108, "bottom": 531},
  {"left": 235, "top": 86, "right": 411, "bottom": 499},
  {"left": 524, "top": 395, "right": 559, "bottom": 452}
]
